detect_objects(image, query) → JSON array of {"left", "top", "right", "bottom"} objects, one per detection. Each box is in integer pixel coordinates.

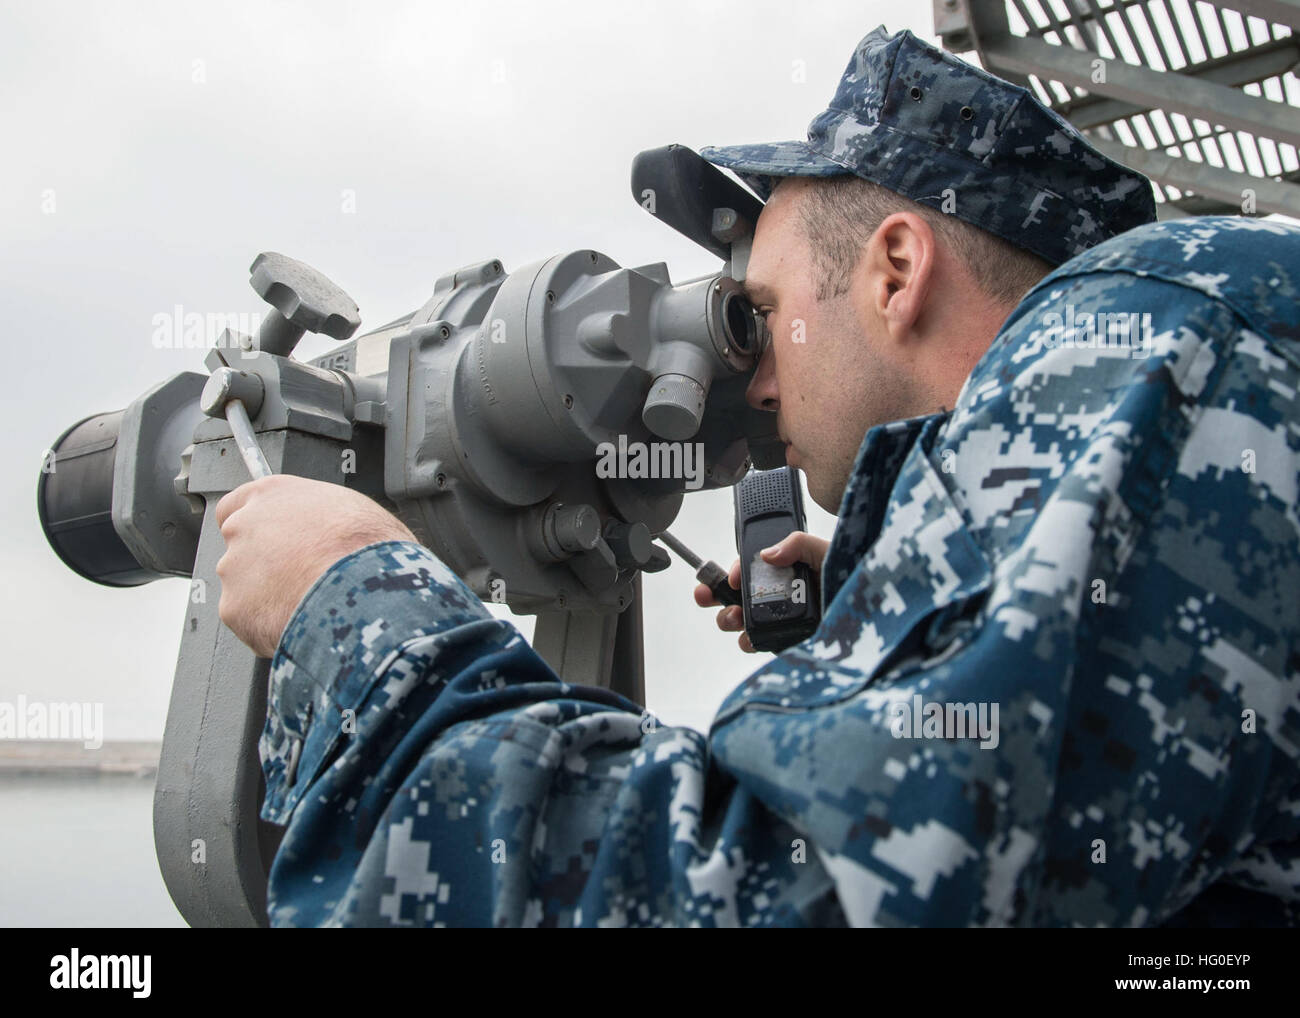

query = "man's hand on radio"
[
  {"left": 695, "top": 531, "right": 829, "bottom": 653},
  {"left": 214, "top": 474, "right": 417, "bottom": 659}
]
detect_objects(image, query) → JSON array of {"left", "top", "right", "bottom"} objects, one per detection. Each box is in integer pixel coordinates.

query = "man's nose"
[{"left": 745, "top": 346, "right": 779, "bottom": 412}]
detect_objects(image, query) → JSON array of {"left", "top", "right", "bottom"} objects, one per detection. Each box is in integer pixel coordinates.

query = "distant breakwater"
[{"left": 0, "top": 740, "right": 160, "bottom": 778}]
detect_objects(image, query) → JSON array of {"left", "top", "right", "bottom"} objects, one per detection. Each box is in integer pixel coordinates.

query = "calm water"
[{"left": 0, "top": 774, "right": 187, "bottom": 927}]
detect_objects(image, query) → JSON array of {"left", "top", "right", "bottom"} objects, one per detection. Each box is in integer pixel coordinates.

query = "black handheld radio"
[{"left": 732, "top": 465, "right": 821, "bottom": 652}]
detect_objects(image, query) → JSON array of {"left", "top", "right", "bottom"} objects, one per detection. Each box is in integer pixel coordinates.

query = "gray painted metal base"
[{"left": 534, "top": 574, "right": 647, "bottom": 706}]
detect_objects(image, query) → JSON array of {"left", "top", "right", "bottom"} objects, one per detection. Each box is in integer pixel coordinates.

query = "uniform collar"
[{"left": 820, "top": 410, "right": 951, "bottom": 608}]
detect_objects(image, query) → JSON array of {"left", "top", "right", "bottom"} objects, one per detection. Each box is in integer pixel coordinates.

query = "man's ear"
[{"left": 858, "top": 212, "right": 935, "bottom": 342}]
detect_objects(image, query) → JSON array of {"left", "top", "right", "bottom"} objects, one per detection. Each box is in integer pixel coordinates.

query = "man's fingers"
[
  {"left": 701, "top": 588, "right": 755, "bottom": 654},
  {"left": 695, "top": 560, "right": 742, "bottom": 607},
  {"left": 214, "top": 474, "right": 293, "bottom": 530},
  {"left": 759, "top": 531, "right": 829, "bottom": 570},
  {"left": 757, "top": 532, "right": 801, "bottom": 566},
  {"left": 215, "top": 480, "right": 259, "bottom": 529},
  {"left": 696, "top": 558, "right": 768, "bottom": 655}
]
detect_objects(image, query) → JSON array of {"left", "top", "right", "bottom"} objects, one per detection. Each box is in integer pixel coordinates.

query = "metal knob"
[
  {"left": 249, "top": 252, "right": 361, "bottom": 357},
  {"left": 603, "top": 520, "right": 653, "bottom": 569},
  {"left": 543, "top": 503, "right": 601, "bottom": 557},
  {"left": 642, "top": 372, "right": 705, "bottom": 441}
]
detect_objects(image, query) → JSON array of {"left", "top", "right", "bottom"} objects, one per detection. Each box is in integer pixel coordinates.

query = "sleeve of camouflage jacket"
[{"left": 258, "top": 225, "right": 1300, "bottom": 926}]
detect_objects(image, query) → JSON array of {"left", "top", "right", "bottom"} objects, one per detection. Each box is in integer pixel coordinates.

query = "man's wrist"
[
  {"left": 260, "top": 539, "right": 495, "bottom": 822},
  {"left": 272, "top": 539, "right": 490, "bottom": 679}
]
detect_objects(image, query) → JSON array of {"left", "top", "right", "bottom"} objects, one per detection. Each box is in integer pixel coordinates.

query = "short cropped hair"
[{"left": 791, "top": 175, "right": 1054, "bottom": 306}]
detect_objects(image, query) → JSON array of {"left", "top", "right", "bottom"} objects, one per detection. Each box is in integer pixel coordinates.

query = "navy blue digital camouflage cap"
[{"left": 698, "top": 25, "right": 1157, "bottom": 266}]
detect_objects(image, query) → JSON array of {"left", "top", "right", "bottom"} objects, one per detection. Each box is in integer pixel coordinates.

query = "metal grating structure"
[{"left": 935, "top": 0, "right": 1300, "bottom": 217}]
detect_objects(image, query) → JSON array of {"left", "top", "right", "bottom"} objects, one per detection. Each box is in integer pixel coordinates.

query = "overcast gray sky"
[{"left": 2, "top": 1, "right": 949, "bottom": 740}]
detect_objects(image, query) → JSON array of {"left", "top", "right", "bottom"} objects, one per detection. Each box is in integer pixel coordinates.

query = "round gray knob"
[
  {"left": 603, "top": 520, "right": 652, "bottom": 568},
  {"left": 200, "top": 367, "right": 264, "bottom": 418},
  {"left": 642, "top": 372, "right": 705, "bottom": 441},
  {"left": 545, "top": 503, "right": 600, "bottom": 555}
]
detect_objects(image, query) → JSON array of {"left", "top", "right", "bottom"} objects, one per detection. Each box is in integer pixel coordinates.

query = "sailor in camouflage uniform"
[{"left": 240, "top": 26, "right": 1300, "bottom": 925}]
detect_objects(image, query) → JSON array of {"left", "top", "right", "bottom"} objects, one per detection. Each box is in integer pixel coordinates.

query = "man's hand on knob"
[{"left": 214, "top": 475, "right": 416, "bottom": 658}]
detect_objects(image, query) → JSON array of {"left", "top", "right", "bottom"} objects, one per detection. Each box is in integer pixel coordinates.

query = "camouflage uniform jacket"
[{"left": 259, "top": 216, "right": 1300, "bottom": 926}]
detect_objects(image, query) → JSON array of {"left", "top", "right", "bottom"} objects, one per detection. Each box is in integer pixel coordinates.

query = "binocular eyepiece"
[{"left": 722, "top": 288, "right": 761, "bottom": 358}]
